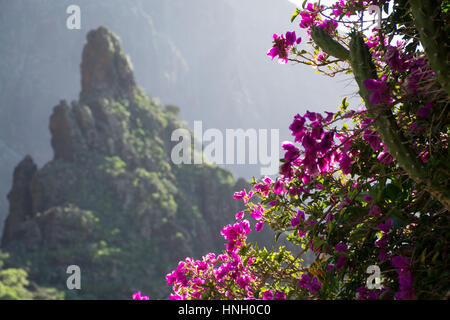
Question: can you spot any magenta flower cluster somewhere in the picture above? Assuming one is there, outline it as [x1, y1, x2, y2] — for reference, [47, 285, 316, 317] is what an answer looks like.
[297, 274, 321, 295]
[376, 218, 393, 261]
[356, 286, 391, 300]
[364, 76, 393, 106]
[392, 256, 415, 300]
[282, 109, 383, 185]
[261, 289, 286, 300]
[156, 0, 443, 302]
[267, 31, 301, 64]
[132, 291, 149, 300]
[164, 220, 266, 300]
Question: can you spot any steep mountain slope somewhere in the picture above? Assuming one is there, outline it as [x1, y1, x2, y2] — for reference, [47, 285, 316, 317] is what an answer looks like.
[1, 27, 250, 299]
[0, 141, 21, 236]
[0, 0, 353, 238]
[0, 0, 189, 237]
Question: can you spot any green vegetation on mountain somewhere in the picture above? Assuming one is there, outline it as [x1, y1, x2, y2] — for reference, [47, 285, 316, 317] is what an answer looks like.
[1, 27, 254, 299]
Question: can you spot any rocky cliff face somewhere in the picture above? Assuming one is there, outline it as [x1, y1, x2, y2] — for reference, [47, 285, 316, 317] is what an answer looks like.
[0, 140, 22, 237]
[1, 27, 250, 299]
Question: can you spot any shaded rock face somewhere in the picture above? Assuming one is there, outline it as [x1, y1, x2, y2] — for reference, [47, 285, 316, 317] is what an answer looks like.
[0, 140, 22, 237]
[1, 27, 248, 299]
[1, 156, 36, 247]
[80, 27, 137, 101]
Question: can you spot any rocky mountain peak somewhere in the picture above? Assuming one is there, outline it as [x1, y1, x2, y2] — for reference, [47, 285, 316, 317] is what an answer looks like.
[1, 155, 36, 247]
[0, 25, 255, 299]
[80, 26, 136, 102]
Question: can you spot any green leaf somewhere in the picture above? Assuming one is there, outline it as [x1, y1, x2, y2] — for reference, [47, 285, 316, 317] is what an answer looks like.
[276, 251, 285, 263]
[384, 183, 402, 200]
[302, 0, 308, 9]
[431, 252, 439, 264]
[291, 9, 300, 23]
[261, 248, 269, 259]
[339, 97, 348, 110]
[349, 228, 367, 243]
[275, 232, 282, 243]
[239, 244, 250, 256]
[389, 213, 408, 228]
[313, 238, 325, 251]
[419, 248, 427, 265]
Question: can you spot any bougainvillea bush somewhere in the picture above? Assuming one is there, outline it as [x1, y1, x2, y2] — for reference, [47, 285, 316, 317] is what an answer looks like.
[145, 0, 449, 300]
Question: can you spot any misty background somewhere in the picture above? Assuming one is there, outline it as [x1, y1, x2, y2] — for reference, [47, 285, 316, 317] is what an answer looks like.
[0, 0, 357, 238]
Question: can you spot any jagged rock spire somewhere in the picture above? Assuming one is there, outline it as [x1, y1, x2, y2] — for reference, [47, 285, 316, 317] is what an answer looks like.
[80, 26, 136, 101]
[47, 27, 142, 163]
[1, 155, 37, 247]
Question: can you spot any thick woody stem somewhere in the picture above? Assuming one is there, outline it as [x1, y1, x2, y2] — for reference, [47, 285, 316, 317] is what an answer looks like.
[409, 0, 450, 95]
[349, 31, 450, 211]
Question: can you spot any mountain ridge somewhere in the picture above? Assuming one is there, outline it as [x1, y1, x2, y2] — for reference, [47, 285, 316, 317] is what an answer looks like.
[1, 26, 252, 299]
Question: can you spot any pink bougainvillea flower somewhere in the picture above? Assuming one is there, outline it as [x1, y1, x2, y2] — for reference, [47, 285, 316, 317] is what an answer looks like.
[384, 46, 408, 72]
[273, 178, 286, 195]
[299, 12, 315, 29]
[280, 161, 293, 178]
[336, 255, 347, 269]
[392, 256, 411, 271]
[363, 129, 381, 152]
[356, 286, 368, 300]
[375, 234, 389, 248]
[338, 152, 353, 174]
[273, 290, 286, 300]
[324, 111, 334, 123]
[298, 274, 312, 292]
[335, 242, 348, 253]
[267, 31, 300, 64]
[255, 221, 264, 232]
[291, 216, 300, 228]
[282, 141, 301, 162]
[132, 291, 150, 300]
[250, 206, 263, 220]
[235, 211, 244, 220]
[291, 210, 305, 228]
[420, 151, 429, 163]
[262, 290, 273, 300]
[417, 102, 433, 118]
[267, 45, 280, 60]
[285, 31, 297, 46]
[369, 204, 382, 217]
[304, 110, 318, 121]
[392, 256, 415, 300]
[325, 213, 335, 224]
[366, 38, 378, 49]
[317, 53, 327, 62]
[233, 190, 246, 200]
[364, 77, 393, 105]
[377, 150, 394, 166]
[377, 218, 394, 233]
[289, 114, 307, 142]
[379, 249, 390, 261]
[267, 34, 288, 64]
[318, 19, 338, 34]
